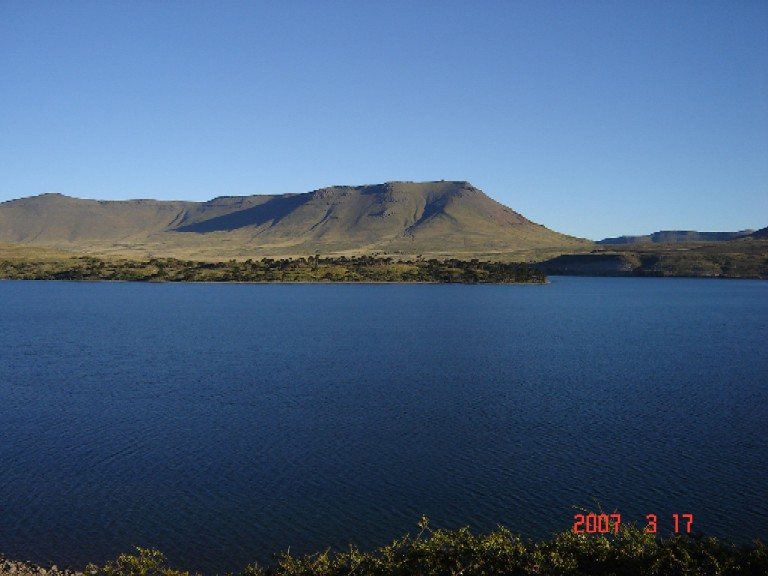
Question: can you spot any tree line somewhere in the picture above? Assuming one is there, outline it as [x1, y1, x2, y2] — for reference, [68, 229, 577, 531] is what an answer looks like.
[0, 255, 546, 283]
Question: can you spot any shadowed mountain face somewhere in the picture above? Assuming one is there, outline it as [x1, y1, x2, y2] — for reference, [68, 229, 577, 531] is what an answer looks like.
[0, 181, 588, 258]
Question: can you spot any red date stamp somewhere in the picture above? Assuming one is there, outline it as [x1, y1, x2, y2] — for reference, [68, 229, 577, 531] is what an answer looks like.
[573, 513, 694, 534]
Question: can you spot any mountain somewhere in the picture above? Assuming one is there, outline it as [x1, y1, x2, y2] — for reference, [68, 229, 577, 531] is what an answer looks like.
[0, 181, 589, 259]
[597, 230, 755, 244]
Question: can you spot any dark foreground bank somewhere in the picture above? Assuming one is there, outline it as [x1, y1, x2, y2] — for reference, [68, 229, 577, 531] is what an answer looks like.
[3, 521, 766, 576]
[534, 240, 768, 279]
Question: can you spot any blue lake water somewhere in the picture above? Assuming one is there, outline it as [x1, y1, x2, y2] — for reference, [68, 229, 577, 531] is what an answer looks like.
[0, 277, 766, 572]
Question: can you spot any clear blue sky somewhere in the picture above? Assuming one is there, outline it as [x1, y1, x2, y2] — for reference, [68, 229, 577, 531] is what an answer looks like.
[2, 1, 766, 239]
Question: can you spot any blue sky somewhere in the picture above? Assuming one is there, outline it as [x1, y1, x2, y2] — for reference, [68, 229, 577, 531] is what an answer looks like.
[1, 1, 766, 240]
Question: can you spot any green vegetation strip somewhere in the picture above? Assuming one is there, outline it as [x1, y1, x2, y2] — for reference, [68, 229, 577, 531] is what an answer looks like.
[76, 519, 767, 576]
[0, 256, 545, 283]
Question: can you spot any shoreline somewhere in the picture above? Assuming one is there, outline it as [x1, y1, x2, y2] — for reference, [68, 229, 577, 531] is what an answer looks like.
[0, 555, 84, 576]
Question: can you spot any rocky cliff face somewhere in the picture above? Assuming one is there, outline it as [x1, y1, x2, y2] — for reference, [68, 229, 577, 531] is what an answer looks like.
[534, 254, 638, 276]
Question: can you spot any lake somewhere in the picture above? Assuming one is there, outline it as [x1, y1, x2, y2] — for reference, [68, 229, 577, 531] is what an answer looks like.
[0, 277, 766, 572]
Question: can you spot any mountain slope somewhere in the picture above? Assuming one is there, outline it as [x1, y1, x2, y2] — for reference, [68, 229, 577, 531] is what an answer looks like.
[0, 181, 589, 258]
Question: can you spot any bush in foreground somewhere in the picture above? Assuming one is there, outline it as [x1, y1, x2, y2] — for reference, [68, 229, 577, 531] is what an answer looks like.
[83, 518, 767, 576]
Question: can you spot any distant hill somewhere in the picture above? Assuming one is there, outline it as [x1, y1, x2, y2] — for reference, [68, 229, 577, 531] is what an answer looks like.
[597, 230, 755, 244]
[0, 181, 589, 259]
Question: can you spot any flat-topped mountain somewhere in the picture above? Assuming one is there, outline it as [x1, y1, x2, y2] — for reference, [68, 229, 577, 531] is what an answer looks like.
[0, 181, 588, 259]
[598, 230, 756, 244]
